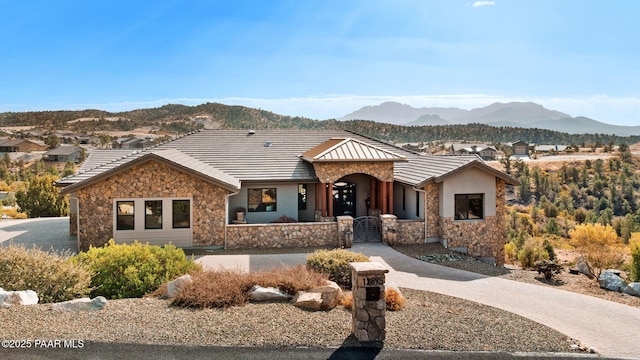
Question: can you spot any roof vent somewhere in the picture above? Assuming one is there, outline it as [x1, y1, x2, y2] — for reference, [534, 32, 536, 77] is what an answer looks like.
[248, 130, 256, 135]
[264, 141, 272, 147]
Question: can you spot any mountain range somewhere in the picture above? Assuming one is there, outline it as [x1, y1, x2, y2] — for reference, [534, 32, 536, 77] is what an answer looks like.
[340, 101, 640, 136]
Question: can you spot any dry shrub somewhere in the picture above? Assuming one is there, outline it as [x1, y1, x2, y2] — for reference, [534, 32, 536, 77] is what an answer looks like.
[306, 248, 369, 288]
[171, 265, 328, 308]
[0, 245, 92, 303]
[341, 292, 353, 310]
[385, 288, 405, 311]
[337, 289, 404, 311]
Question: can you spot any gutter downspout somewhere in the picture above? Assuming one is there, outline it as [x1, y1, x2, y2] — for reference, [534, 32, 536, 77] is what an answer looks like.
[224, 189, 241, 250]
[71, 195, 80, 254]
[412, 185, 427, 243]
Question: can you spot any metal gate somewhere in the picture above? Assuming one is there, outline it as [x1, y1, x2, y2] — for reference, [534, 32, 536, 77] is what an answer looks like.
[353, 216, 381, 242]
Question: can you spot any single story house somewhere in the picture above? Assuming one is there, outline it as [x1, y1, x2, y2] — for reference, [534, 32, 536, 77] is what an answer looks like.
[510, 141, 530, 156]
[57, 130, 519, 264]
[447, 143, 498, 160]
[533, 144, 568, 154]
[44, 146, 84, 162]
[0, 138, 47, 153]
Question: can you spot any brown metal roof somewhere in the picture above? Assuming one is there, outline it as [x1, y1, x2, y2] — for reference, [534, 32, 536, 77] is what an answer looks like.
[301, 138, 406, 162]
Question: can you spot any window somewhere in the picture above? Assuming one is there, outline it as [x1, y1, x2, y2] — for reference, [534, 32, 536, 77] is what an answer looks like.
[116, 201, 135, 230]
[248, 188, 277, 212]
[454, 194, 484, 220]
[298, 184, 307, 210]
[416, 191, 420, 217]
[172, 200, 190, 228]
[145, 200, 163, 229]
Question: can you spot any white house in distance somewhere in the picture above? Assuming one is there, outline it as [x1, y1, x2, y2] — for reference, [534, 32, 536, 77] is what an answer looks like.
[57, 129, 519, 264]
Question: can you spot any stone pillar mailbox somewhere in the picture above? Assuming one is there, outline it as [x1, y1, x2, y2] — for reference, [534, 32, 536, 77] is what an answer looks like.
[349, 262, 389, 342]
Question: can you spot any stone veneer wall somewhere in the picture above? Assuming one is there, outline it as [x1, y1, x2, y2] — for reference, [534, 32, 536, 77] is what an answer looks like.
[396, 220, 425, 244]
[75, 160, 229, 250]
[226, 222, 339, 249]
[438, 178, 506, 265]
[69, 213, 78, 236]
[313, 162, 394, 183]
[424, 183, 440, 238]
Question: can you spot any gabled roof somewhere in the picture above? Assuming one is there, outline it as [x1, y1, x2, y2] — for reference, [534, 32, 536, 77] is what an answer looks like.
[300, 137, 406, 162]
[44, 146, 83, 156]
[59, 148, 239, 194]
[57, 129, 518, 190]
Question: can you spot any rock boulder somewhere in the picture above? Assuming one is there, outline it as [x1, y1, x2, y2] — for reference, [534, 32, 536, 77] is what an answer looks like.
[166, 274, 193, 298]
[623, 282, 640, 297]
[292, 280, 342, 310]
[51, 297, 108, 311]
[292, 292, 324, 310]
[598, 270, 627, 292]
[0, 288, 39, 307]
[249, 285, 292, 301]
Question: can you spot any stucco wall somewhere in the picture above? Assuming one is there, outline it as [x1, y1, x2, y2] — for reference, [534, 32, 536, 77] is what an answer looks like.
[228, 182, 301, 223]
[393, 183, 423, 220]
[440, 167, 496, 217]
[75, 159, 229, 250]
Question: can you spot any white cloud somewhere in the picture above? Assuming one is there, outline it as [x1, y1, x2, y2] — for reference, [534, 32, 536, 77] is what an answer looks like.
[472, 1, 496, 7]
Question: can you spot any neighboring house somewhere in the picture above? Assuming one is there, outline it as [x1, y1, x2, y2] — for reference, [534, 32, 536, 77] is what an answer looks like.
[57, 130, 519, 264]
[0, 139, 47, 152]
[112, 137, 150, 149]
[74, 135, 101, 146]
[510, 141, 530, 156]
[534, 145, 568, 154]
[43, 146, 84, 162]
[447, 143, 498, 160]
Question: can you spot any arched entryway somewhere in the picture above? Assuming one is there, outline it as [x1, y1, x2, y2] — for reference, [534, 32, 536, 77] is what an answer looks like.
[332, 181, 356, 216]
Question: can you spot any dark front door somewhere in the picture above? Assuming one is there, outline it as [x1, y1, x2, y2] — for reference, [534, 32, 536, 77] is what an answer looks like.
[333, 182, 356, 217]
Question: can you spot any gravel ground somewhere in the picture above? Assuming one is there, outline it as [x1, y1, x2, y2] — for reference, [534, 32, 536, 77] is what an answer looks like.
[2, 242, 615, 354]
[0, 289, 579, 353]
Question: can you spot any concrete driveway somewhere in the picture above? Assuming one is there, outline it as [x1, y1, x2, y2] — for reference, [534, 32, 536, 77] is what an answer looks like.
[0, 217, 76, 253]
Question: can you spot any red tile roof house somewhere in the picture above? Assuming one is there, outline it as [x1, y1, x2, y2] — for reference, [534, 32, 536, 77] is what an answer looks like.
[56, 130, 519, 265]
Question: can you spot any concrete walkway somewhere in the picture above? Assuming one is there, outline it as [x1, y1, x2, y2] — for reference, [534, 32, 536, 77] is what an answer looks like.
[197, 243, 640, 359]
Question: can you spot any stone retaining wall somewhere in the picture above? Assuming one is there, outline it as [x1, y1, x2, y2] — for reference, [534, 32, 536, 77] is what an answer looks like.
[226, 222, 339, 249]
[396, 219, 425, 244]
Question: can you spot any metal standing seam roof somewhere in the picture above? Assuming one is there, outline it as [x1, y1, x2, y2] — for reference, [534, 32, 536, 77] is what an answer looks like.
[301, 137, 406, 162]
[57, 129, 518, 189]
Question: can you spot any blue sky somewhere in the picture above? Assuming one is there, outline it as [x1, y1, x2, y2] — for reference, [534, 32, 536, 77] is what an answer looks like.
[1, 0, 639, 126]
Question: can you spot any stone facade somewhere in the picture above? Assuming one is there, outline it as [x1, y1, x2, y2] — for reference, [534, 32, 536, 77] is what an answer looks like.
[337, 216, 354, 248]
[75, 159, 229, 250]
[380, 214, 397, 246]
[350, 262, 389, 342]
[69, 213, 78, 236]
[313, 162, 394, 183]
[424, 183, 440, 239]
[396, 219, 425, 244]
[226, 222, 339, 249]
[436, 178, 506, 265]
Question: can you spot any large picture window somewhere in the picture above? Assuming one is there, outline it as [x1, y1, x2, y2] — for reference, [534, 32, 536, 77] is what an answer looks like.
[172, 200, 191, 228]
[248, 188, 277, 212]
[145, 200, 163, 229]
[116, 201, 135, 230]
[455, 194, 484, 220]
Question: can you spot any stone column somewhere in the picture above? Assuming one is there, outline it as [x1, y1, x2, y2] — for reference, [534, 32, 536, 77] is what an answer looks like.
[380, 214, 397, 246]
[337, 215, 354, 248]
[349, 262, 389, 342]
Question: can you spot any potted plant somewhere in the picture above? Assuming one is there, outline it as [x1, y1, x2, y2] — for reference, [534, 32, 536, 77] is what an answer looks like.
[234, 207, 246, 222]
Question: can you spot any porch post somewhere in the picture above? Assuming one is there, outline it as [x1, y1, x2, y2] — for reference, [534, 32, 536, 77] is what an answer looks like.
[370, 178, 377, 210]
[328, 182, 334, 218]
[381, 181, 388, 214]
[387, 181, 393, 214]
[321, 183, 327, 217]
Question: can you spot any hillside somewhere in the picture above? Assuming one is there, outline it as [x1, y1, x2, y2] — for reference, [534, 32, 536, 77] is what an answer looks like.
[340, 101, 640, 136]
[2, 102, 640, 146]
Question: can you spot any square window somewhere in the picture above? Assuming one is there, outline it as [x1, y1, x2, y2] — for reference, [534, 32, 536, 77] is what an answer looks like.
[454, 194, 484, 220]
[248, 188, 277, 212]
